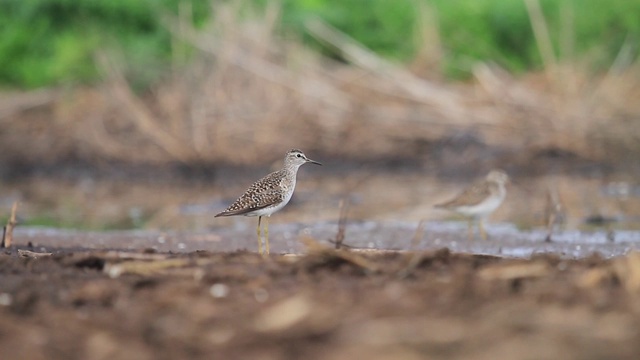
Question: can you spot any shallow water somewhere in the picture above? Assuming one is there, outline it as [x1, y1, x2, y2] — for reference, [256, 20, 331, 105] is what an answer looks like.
[3, 162, 640, 259]
[13, 220, 640, 258]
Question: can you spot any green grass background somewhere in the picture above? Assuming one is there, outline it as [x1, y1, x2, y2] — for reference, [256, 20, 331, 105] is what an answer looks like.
[1, 0, 638, 89]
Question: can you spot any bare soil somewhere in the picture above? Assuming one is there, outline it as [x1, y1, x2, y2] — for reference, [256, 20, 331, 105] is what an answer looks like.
[2, 243, 640, 360]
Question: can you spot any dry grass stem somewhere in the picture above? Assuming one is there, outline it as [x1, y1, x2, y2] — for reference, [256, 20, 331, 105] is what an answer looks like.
[544, 184, 565, 242]
[613, 252, 640, 293]
[0, 90, 57, 121]
[104, 258, 192, 278]
[18, 249, 53, 258]
[333, 199, 350, 249]
[305, 18, 468, 119]
[98, 54, 200, 163]
[299, 235, 380, 273]
[524, 0, 557, 75]
[2, 202, 18, 248]
[3, 2, 636, 166]
[478, 262, 550, 281]
[396, 221, 428, 279]
[97, 251, 177, 261]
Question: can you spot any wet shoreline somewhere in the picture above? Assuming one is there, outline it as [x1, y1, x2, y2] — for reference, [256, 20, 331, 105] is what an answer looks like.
[9, 221, 640, 259]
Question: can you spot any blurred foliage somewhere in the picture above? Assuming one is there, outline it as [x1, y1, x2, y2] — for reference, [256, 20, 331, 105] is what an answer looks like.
[277, 0, 419, 60]
[0, 0, 210, 89]
[1, 0, 640, 88]
[18, 214, 142, 231]
[278, 0, 640, 77]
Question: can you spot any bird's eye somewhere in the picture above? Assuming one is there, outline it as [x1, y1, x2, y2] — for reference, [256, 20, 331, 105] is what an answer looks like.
[296, 154, 302, 158]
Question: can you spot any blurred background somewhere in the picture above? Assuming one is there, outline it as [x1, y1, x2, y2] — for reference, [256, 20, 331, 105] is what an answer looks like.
[0, 0, 639, 232]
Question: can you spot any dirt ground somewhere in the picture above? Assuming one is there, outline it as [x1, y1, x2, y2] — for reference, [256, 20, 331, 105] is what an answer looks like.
[2, 242, 640, 360]
[1, 147, 639, 360]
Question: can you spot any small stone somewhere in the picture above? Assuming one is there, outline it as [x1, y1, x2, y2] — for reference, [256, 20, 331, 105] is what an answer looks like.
[210, 283, 230, 298]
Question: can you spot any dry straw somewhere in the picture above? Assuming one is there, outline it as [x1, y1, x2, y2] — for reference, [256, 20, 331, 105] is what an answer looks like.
[3, 1, 639, 165]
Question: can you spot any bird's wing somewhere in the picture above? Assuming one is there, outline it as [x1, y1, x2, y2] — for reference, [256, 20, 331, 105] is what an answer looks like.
[215, 171, 285, 217]
[435, 180, 495, 208]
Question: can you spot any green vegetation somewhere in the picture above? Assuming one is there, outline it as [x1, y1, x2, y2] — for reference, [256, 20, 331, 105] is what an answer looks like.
[17, 212, 148, 231]
[0, 0, 209, 89]
[1, 0, 639, 88]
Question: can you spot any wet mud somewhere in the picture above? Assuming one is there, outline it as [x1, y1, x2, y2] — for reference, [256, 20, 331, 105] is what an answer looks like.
[1, 157, 640, 359]
[2, 229, 640, 359]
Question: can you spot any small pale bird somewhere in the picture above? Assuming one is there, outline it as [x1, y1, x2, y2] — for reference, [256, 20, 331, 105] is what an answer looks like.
[435, 169, 509, 240]
[215, 149, 321, 255]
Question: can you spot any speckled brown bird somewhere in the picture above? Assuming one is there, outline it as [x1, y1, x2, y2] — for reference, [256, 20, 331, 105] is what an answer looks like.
[435, 169, 509, 240]
[215, 149, 321, 255]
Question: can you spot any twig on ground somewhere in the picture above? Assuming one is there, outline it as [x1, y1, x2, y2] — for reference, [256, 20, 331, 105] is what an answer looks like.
[104, 258, 192, 278]
[326, 239, 358, 249]
[18, 249, 53, 258]
[299, 235, 380, 273]
[478, 262, 550, 281]
[97, 251, 176, 261]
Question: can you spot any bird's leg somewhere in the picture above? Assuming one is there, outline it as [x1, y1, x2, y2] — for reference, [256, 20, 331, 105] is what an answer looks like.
[264, 216, 270, 255]
[467, 219, 474, 241]
[479, 220, 487, 240]
[257, 216, 263, 255]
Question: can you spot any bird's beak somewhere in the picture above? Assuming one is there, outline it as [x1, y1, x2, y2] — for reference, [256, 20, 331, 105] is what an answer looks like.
[306, 158, 322, 166]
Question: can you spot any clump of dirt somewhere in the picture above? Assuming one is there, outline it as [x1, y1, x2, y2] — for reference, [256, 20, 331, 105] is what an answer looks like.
[1, 247, 640, 359]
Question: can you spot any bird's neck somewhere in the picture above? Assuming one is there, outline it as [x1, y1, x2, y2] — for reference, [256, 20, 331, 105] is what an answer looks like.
[284, 164, 302, 174]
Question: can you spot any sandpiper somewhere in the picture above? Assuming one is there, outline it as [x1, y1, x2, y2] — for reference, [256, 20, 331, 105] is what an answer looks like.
[215, 149, 321, 255]
[435, 169, 509, 240]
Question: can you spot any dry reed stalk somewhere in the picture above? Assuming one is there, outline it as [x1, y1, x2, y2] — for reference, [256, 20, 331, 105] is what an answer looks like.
[72, 1, 640, 166]
[0, 90, 58, 121]
[1, 202, 18, 248]
[305, 18, 469, 121]
[472, 55, 640, 161]
[544, 184, 565, 242]
[397, 220, 427, 279]
[98, 53, 200, 163]
[410, 1, 443, 76]
[18, 249, 52, 258]
[559, 2, 575, 63]
[334, 198, 349, 249]
[524, 0, 557, 76]
[163, 4, 332, 162]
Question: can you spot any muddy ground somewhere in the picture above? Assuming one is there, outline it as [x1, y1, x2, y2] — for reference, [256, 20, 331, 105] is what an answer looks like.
[0, 153, 639, 360]
[1, 132, 639, 359]
[2, 238, 640, 360]
[3, 50, 640, 359]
